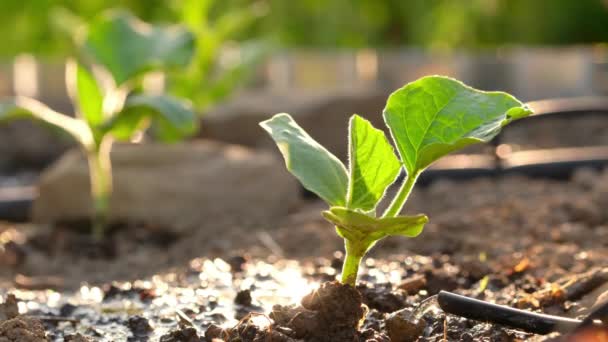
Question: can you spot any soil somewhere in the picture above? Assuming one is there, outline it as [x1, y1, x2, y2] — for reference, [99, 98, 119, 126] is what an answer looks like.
[0, 316, 48, 342]
[1, 167, 608, 340]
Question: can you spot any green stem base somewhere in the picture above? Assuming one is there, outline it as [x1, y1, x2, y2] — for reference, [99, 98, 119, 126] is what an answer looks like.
[340, 239, 366, 286]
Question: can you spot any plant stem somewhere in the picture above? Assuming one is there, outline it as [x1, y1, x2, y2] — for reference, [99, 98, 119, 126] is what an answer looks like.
[87, 137, 113, 240]
[382, 171, 420, 218]
[341, 239, 366, 286]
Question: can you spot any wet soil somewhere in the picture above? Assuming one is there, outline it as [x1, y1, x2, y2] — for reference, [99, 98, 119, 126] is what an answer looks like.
[2, 167, 608, 340]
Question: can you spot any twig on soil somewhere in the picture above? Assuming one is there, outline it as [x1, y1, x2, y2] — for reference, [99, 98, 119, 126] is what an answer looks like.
[175, 309, 197, 329]
[225, 312, 274, 340]
[518, 267, 608, 308]
[442, 316, 447, 341]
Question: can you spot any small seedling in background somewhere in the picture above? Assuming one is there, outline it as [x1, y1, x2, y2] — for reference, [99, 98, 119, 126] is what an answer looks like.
[0, 11, 197, 238]
[170, 0, 269, 110]
[261, 76, 532, 286]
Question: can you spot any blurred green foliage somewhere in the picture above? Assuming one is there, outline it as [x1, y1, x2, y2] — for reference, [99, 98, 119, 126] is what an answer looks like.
[0, 0, 172, 58]
[1, 0, 608, 59]
[169, 0, 268, 110]
[260, 0, 608, 49]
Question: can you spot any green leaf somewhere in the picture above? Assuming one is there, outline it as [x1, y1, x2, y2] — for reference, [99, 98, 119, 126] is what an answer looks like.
[322, 206, 427, 241]
[260, 113, 348, 206]
[104, 95, 196, 142]
[199, 41, 269, 108]
[0, 97, 93, 147]
[83, 10, 195, 85]
[347, 114, 401, 211]
[66, 61, 104, 127]
[383, 76, 533, 175]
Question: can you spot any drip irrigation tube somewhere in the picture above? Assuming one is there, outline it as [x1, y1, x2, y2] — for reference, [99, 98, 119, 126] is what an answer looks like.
[437, 291, 593, 335]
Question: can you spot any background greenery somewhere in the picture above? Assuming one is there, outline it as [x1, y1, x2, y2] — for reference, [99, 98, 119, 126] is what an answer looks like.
[1, 0, 608, 59]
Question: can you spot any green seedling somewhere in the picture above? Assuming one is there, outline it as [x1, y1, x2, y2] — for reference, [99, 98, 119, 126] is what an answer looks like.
[0, 11, 197, 238]
[261, 76, 532, 286]
[170, 0, 268, 110]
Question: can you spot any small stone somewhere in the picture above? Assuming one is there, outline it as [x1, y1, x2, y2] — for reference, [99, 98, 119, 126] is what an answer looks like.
[127, 316, 152, 336]
[234, 290, 252, 306]
[204, 324, 224, 340]
[227, 255, 247, 272]
[359, 328, 390, 342]
[398, 275, 427, 294]
[460, 332, 474, 342]
[385, 308, 426, 342]
[64, 333, 94, 342]
[160, 326, 200, 342]
[59, 303, 77, 317]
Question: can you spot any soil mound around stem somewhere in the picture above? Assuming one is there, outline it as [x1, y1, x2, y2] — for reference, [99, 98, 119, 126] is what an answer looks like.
[299, 281, 365, 337]
[206, 281, 389, 342]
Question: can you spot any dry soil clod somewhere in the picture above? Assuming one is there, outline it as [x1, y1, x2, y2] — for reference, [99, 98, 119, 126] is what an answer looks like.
[0, 316, 47, 342]
[0, 295, 18, 322]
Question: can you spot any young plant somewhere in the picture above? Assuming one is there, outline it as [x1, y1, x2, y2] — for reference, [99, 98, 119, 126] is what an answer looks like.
[260, 76, 533, 286]
[0, 11, 197, 238]
[170, 0, 268, 110]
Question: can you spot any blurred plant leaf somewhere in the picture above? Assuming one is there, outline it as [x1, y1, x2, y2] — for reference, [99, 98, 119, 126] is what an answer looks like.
[104, 94, 196, 142]
[83, 10, 195, 85]
[384, 75, 532, 176]
[347, 114, 401, 212]
[260, 113, 348, 206]
[214, 2, 268, 42]
[66, 60, 104, 128]
[0, 97, 92, 147]
[195, 41, 269, 108]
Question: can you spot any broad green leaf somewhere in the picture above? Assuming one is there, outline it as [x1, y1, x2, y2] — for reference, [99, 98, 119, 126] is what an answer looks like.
[83, 11, 195, 85]
[260, 113, 348, 206]
[322, 206, 427, 240]
[383, 76, 533, 175]
[0, 97, 92, 147]
[347, 114, 401, 211]
[66, 61, 104, 127]
[104, 95, 196, 142]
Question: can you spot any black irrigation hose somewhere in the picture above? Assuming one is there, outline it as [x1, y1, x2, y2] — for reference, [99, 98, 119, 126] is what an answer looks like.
[437, 291, 586, 335]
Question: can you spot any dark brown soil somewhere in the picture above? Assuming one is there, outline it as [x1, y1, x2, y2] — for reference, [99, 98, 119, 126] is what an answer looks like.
[29, 220, 179, 259]
[205, 281, 388, 342]
[2, 168, 608, 340]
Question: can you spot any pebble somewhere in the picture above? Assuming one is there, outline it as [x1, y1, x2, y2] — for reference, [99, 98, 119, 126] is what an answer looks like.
[385, 308, 426, 342]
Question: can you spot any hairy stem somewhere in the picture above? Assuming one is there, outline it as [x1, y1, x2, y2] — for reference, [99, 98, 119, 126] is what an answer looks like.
[87, 137, 114, 240]
[341, 239, 367, 286]
[382, 171, 420, 218]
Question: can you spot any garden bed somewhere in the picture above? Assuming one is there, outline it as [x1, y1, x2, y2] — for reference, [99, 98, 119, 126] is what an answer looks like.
[1, 167, 607, 341]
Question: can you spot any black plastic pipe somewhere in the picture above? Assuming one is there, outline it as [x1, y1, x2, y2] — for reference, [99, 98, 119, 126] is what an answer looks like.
[437, 291, 585, 334]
